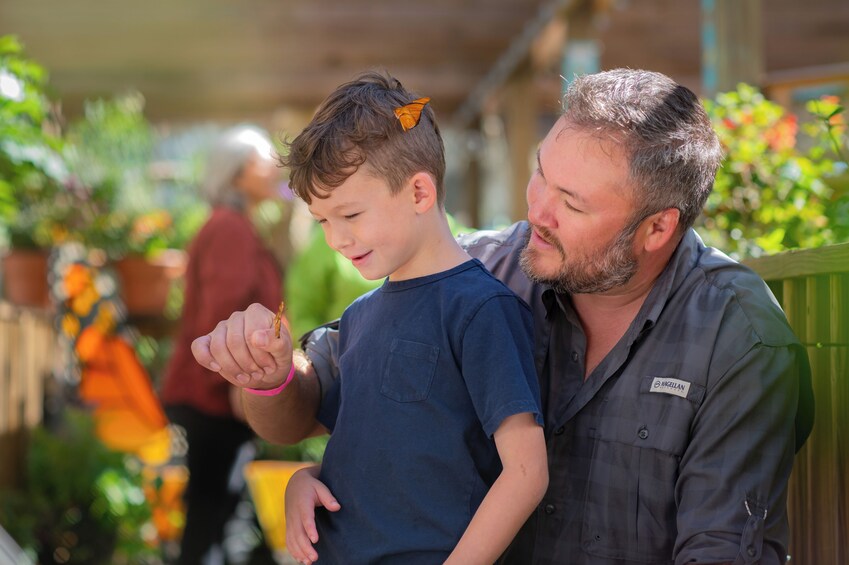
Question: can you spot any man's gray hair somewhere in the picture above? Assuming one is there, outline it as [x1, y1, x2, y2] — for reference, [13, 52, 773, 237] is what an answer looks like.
[201, 125, 274, 209]
[563, 68, 723, 229]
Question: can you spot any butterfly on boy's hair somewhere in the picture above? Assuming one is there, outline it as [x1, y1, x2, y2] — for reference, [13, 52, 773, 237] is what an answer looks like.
[394, 97, 430, 132]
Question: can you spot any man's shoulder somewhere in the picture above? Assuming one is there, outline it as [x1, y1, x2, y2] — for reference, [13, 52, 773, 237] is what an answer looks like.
[457, 222, 529, 261]
[687, 237, 799, 348]
[456, 222, 540, 305]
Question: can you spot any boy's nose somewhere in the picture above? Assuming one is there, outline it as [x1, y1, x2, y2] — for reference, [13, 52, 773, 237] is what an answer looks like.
[327, 227, 352, 252]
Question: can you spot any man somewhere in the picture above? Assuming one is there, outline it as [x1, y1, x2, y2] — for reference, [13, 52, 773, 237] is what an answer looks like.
[193, 69, 814, 564]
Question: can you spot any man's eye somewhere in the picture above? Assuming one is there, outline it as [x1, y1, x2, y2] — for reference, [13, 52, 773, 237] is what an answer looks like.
[564, 201, 582, 213]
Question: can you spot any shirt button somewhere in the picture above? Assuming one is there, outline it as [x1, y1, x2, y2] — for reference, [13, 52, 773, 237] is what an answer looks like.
[638, 427, 649, 440]
[554, 426, 565, 436]
[571, 351, 579, 362]
[544, 503, 556, 515]
[747, 546, 756, 557]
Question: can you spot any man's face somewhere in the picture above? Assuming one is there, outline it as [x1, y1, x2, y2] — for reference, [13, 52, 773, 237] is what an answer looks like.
[520, 119, 641, 295]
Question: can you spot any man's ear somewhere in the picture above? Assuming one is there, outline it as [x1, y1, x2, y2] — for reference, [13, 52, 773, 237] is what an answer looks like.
[409, 172, 438, 214]
[640, 208, 681, 252]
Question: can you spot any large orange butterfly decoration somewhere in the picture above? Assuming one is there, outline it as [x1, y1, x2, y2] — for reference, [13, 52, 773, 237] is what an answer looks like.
[394, 97, 430, 131]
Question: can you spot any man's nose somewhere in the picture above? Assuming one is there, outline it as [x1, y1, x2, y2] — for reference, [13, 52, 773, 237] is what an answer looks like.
[526, 178, 554, 228]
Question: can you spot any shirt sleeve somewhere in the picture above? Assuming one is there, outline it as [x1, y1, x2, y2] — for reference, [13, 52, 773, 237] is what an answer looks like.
[674, 343, 810, 565]
[461, 294, 543, 437]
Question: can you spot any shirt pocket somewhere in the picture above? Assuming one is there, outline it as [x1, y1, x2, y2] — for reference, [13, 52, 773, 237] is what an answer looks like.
[380, 339, 439, 403]
[581, 376, 706, 564]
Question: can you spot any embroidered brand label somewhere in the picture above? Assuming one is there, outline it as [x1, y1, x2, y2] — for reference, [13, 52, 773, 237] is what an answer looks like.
[649, 377, 691, 399]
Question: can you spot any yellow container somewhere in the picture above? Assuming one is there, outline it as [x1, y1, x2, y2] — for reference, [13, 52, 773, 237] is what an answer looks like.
[244, 460, 312, 551]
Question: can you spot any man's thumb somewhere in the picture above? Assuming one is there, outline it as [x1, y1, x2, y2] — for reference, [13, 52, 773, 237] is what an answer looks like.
[251, 329, 274, 349]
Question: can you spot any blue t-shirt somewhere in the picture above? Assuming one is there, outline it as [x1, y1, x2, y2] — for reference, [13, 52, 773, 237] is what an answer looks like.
[314, 259, 543, 564]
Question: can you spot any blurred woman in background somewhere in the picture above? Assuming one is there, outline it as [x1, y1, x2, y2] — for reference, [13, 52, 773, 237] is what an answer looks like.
[161, 125, 284, 565]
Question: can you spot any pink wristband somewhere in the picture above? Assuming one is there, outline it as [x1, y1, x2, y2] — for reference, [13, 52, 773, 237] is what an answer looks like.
[243, 363, 296, 396]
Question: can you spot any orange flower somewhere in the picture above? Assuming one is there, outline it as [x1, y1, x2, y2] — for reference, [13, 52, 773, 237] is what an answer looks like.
[64, 263, 93, 298]
[764, 114, 798, 152]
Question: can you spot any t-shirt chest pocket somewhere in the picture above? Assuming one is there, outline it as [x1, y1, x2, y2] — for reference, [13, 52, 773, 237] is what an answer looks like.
[380, 338, 440, 402]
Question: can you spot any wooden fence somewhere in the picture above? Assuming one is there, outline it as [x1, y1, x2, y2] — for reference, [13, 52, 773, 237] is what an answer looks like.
[0, 301, 55, 489]
[744, 243, 849, 565]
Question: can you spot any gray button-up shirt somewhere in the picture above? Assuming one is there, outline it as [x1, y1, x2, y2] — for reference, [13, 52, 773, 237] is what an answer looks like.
[304, 221, 814, 565]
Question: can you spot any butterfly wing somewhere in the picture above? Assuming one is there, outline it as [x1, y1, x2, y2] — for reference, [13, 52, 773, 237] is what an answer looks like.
[394, 97, 431, 131]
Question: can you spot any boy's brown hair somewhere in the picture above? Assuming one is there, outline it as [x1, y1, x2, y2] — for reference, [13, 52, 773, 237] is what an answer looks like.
[280, 70, 446, 206]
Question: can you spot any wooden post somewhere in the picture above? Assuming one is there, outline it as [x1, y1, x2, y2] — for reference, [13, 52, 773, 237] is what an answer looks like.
[701, 0, 763, 96]
[807, 275, 838, 563]
[830, 273, 848, 565]
[503, 64, 536, 223]
[463, 124, 483, 230]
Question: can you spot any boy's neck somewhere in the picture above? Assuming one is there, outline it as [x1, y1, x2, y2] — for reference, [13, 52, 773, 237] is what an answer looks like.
[388, 213, 470, 281]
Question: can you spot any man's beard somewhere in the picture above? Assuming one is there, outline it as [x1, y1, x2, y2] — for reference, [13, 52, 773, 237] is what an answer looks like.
[519, 221, 640, 295]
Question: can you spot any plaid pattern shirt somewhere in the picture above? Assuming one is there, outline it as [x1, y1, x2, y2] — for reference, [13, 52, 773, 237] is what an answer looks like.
[305, 222, 814, 565]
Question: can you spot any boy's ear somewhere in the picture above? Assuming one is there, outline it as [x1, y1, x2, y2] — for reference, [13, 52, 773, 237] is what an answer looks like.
[409, 172, 438, 214]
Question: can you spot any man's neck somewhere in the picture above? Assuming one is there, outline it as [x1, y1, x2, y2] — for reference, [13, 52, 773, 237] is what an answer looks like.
[572, 240, 677, 378]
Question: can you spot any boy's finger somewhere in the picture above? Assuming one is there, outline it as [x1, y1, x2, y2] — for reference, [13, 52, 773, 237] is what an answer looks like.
[315, 484, 341, 512]
[304, 515, 319, 544]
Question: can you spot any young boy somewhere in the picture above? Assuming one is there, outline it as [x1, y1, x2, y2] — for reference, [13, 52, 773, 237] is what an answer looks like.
[278, 71, 547, 564]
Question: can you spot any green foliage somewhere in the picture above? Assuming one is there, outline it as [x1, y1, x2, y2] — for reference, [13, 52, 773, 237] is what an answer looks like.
[0, 35, 67, 249]
[698, 84, 848, 258]
[1, 35, 208, 257]
[804, 95, 849, 240]
[0, 409, 160, 564]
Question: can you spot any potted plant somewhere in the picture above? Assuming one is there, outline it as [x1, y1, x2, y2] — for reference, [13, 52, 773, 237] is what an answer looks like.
[0, 35, 67, 307]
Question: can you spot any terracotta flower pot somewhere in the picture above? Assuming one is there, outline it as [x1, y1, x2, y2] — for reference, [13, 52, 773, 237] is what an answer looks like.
[1, 249, 51, 308]
[113, 251, 186, 316]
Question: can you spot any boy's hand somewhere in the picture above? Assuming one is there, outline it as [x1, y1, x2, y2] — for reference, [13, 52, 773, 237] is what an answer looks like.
[285, 467, 341, 564]
[191, 303, 294, 390]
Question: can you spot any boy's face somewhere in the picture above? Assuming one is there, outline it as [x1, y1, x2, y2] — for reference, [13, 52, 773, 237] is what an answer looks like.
[307, 166, 425, 281]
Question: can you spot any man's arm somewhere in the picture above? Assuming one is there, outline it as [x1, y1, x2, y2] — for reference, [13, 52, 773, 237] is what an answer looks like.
[240, 350, 327, 444]
[675, 344, 810, 565]
[191, 303, 325, 444]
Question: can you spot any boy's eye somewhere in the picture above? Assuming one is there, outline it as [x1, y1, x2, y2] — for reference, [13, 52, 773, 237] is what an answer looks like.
[315, 218, 327, 225]
[344, 212, 361, 220]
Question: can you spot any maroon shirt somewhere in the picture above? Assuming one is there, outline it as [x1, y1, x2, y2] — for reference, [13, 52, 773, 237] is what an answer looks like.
[161, 207, 282, 418]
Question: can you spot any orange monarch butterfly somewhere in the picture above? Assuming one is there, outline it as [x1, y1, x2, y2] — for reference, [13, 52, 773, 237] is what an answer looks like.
[273, 300, 285, 339]
[394, 97, 430, 131]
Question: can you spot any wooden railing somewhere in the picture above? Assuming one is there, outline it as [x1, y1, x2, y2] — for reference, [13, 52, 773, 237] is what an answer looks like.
[744, 243, 849, 565]
[0, 301, 55, 489]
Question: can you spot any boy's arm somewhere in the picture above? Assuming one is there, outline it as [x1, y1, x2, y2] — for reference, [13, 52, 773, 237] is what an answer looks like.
[445, 412, 548, 565]
[285, 465, 340, 565]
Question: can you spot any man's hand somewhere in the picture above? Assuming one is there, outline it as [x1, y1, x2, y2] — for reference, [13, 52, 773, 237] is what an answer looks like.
[191, 303, 294, 390]
[285, 466, 341, 565]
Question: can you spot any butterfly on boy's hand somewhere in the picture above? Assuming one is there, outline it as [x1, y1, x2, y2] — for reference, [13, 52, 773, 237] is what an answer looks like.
[394, 97, 430, 131]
